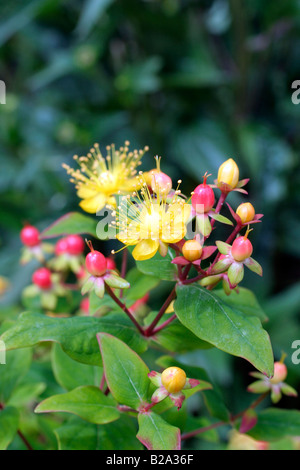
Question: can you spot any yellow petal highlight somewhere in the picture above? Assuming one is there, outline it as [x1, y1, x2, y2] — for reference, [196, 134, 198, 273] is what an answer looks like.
[132, 239, 159, 261]
[79, 193, 107, 213]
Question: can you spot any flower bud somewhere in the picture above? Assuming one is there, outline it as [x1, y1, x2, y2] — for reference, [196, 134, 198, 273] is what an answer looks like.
[217, 158, 239, 189]
[236, 202, 255, 224]
[182, 240, 203, 262]
[161, 367, 186, 394]
[270, 362, 287, 385]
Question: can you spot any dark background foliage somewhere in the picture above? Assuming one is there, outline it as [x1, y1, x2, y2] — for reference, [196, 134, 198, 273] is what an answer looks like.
[0, 0, 300, 429]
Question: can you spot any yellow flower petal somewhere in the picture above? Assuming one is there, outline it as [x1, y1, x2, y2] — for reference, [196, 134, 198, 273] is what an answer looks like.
[132, 239, 159, 261]
[77, 185, 99, 199]
[79, 193, 107, 213]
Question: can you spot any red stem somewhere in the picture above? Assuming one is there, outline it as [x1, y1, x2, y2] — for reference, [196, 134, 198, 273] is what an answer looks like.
[105, 285, 145, 336]
[0, 403, 33, 450]
[181, 392, 268, 441]
[151, 313, 177, 335]
[144, 287, 176, 337]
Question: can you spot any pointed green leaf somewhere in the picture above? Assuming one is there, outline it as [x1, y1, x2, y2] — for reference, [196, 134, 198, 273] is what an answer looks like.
[98, 333, 150, 410]
[209, 212, 233, 225]
[174, 284, 274, 376]
[1, 312, 147, 366]
[215, 288, 268, 322]
[51, 343, 102, 391]
[248, 409, 300, 441]
[137, 412, 181, 450]
[35, 386, 120, 424]
[55, 415, 142, 450]
[40, 212, 97, 239]
[0, 349, 32, 403]
[134, 248, 177, 281]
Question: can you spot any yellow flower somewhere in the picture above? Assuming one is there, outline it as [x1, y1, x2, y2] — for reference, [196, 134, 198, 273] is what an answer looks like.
[113, 175, 190, 261]
[63, 141, 148, 213]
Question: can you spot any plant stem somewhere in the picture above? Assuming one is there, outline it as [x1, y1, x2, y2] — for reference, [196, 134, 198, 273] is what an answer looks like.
[151, 313, 177, 335]
[105, 285, 145, 336]
[144, 287, 176, 337]
[210, 192, 227, 231]
[181, 392, 268, 441]
[0, 403, 33, 450]
[120, 248, 128, 298]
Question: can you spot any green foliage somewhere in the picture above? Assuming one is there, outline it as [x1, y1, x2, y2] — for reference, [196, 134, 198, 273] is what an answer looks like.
[174, 284, 274, 377]
[0, 0, 299, 452]
[1, 312, 147, 365]
[35, 386, 120, 424]
[137, 412, 180, 450]
[98, 333, 149, 410]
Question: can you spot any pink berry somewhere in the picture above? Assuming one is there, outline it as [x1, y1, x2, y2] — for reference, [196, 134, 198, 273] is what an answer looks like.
[32, 267, 52, 290]
[270, 362, 287, 384]
[85, 250, 107, 276]
[66, 235, 85, 255]
[231, 236, 253, 262]
[55, 237, 69, 255]
[106, 257, 116, 270]
[191, 175, 215, 214]
[20, 225, 40, 247]
[151, 171, 172, 194]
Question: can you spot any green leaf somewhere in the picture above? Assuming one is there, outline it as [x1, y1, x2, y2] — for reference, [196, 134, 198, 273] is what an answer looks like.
[35, 385, 120, 424]
[214, 288, 268, 322]
[51, 343, 102, 391]
[0, 406, 19, 450]
[134, 248, 177, 281]
[248, 409, 300, 441]
[55, 415, 142, 450]
[137, 412, 181, 450]
[0, 349, 32, 403]
[174, 284, 274, 377]
[7, 382, 46, 408]
[98, 333, 149, 410]
[1, 312, 147, 366]
[40, 212, 98, 239]
[124, 268, 160, 302]
[209, 212, 233, 225]
[156, 356, 229, 422]
[149, 314, 212, 352]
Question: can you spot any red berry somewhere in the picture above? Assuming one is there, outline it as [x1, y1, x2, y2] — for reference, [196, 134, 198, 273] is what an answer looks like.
[151, 171, 172, 194]
[55, 237, 69, 255]
[231, 236, 253, 262]
[106, 257, 116, 270]
[191, 175, 215, 214]
[85, 250, 107, 276]
[80, 297, 90, 314]
[32, 267, 52, 290]
[20, 225, 40, 247]
[66, 235, 85, 255]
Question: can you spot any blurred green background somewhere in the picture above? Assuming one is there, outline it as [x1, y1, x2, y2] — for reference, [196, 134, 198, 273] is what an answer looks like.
[0, 0, 300, 415]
